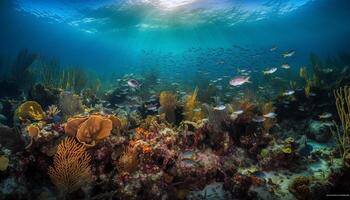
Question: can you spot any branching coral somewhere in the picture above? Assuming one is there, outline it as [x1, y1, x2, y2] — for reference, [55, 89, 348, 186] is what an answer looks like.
[333, 86, 350, 166]
[159, 91, 177, 123]
[46, 105, 61, 117]
[48, 137, 92, 196]
[15, 101, 45, 121]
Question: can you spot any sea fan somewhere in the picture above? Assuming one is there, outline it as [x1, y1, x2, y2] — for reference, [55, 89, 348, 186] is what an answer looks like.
[48, 137, 92, 197]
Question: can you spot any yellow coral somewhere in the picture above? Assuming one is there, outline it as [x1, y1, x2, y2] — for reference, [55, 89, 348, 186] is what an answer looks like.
[0, 155, 9, 171]
[159, 91, 177, 123]
[15, 101, 45, 121]
[281, 146, 292, 154]
[48, 137, 92, 195]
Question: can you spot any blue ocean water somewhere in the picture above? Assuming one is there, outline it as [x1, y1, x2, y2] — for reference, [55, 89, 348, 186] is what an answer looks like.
[1, 0, 349, 84]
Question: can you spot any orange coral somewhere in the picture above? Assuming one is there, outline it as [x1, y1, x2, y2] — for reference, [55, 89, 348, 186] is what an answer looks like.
[109, 115, 122, 131]
[142, 145, 152, 154]
[27, 124, 40, 139]
[48, 137, 92, 196]
[135, 127, 149, 139]
[64, 115, 113, 146]
[77, 115, 113, 146]
[64, 116, 88, 137]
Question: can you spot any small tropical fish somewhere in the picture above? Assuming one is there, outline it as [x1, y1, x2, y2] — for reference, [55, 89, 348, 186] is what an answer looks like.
[229, 76, 251, 86]
[127, 79, 141, 88]
[309, 92, 317, 97]
[214, 105, 226, 111]
[281, 64, 290, 69]
[283, 90, 295, 96]
[322, 122, 334, 127]
[146, 104, 158, 111]
[193, 108, 202, 112]
[270, 46, 277, 51]
[283, 50, 295, 58]
[233, 110, 244, 115]
[322, 68, 333, 73]
[319, 112, 332, 119]
[230, 113, 238, 120]
[263, 67, 277, 75]
[263, 112, 277, 118]
[252, 116, 265, 123]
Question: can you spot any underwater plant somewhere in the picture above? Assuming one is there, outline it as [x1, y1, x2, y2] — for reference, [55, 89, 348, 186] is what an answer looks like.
[159, 91, 177, 124]
[34, 57, 62, 88]
[299, 67, 315, 98]
[184, 87, 204, 122]
[333, 86, 350, 166]
[48, 137, 92, 198]
[60, 67, 87, 93]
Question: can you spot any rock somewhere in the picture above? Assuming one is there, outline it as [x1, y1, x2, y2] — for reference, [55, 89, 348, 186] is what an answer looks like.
[307, 120, 332, 143]
[0, 125, 25, 152]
